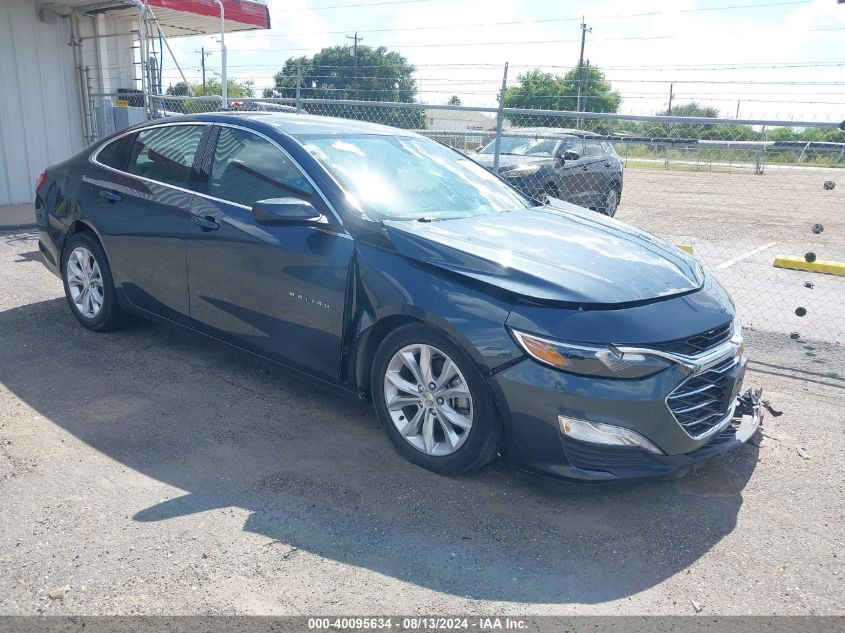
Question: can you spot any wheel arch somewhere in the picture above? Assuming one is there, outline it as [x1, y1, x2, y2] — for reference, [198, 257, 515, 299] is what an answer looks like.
[60, 220, 103, 273]
[352, 306, 517, 399]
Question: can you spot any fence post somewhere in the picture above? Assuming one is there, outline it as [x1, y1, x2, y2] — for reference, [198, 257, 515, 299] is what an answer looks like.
[492, 62, 509, 174]
[295, 61, 302, 113]
[756, 125, 767, 175]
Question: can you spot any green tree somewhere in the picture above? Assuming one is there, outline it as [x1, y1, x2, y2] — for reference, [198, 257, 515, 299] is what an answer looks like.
[447, 95, 462, 106]
[658, 102, 720, 118]
[164, 78, 255, 113]
[503, 66, 621, 127]
[263, 45, 423, 128]
[166, 78, 255, 98]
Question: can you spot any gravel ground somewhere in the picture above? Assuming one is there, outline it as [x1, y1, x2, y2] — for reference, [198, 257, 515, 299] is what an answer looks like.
[0, 219, 843, 616]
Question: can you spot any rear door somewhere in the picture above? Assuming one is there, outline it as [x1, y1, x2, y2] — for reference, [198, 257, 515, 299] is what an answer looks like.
[86, 123, 210, 322]
[185, 124, 354, 380]
[581, 137, 609, 206]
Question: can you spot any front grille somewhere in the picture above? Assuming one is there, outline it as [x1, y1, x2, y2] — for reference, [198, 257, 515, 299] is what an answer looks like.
[667, 356, 740, 437]
[647, 322, 732, 356]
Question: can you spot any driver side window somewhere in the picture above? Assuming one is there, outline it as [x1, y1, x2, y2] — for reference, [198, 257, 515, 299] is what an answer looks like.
[210, 126, 314, 208]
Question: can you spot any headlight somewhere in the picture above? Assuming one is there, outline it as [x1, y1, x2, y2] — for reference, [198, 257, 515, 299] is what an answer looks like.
[510, 329, 672, 379]
[559, 416, 663, 454]
[501, 164, 541, 178]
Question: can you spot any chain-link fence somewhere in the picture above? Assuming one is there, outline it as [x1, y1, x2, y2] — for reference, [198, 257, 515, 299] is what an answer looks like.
[107, 93, 845, 347]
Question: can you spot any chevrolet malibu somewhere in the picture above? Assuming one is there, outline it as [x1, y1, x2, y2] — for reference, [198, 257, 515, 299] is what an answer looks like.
[35, 113, 761, 484]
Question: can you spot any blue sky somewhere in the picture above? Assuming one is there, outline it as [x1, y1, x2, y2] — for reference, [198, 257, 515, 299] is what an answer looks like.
[165, 0, 845, 120]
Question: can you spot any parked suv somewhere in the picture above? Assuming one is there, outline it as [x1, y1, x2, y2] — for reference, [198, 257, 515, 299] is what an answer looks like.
[474, 128, 623, 216]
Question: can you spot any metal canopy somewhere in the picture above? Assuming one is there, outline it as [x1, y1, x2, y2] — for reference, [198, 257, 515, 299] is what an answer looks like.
[53, 0, 270, 37]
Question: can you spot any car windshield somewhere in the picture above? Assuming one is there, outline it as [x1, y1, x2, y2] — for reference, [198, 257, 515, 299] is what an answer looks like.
[298, 134, 535, 221]
[478, 136, 559, 157]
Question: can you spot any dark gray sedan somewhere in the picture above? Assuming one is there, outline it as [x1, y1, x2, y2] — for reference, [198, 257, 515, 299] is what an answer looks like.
[34, 112, 759, 485]
[474, 128, 624, 216]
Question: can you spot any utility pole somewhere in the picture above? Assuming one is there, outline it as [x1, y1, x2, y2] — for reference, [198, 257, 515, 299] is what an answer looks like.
[196, 47, 212, 92]
[575, 17, 591, 126]
[346, 32, 363, 94]
[736, 100, 741, 119]
[667, 82, 674, 115]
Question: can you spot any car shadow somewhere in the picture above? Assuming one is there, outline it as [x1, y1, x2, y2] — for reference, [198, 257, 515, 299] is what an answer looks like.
[0, 298, 761, 604]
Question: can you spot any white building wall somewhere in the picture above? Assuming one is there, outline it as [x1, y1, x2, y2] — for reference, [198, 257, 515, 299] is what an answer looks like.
[0, 0, 85, 204]
[0, 1, 138, 205]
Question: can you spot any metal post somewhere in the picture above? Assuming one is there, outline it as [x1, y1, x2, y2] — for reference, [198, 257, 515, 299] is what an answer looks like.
[667, 82, 674, 115]
[492, 62, 509, 174]
[201, 47, 206, 91]
[213, 0, 227, 109]
[132, 0, 149, 118]
[146, 11, 193, 96]
[84, 66, 96, 142]
[296, 61, 302, 113]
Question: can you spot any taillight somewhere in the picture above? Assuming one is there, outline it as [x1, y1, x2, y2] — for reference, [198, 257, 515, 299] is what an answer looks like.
[35, 171, 48, 192]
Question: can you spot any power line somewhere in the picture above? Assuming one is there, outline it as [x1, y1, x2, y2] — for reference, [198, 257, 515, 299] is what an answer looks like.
[231, 0, 812, 39]
[275, 0, 431, 14]
[225, 26, 845, 52]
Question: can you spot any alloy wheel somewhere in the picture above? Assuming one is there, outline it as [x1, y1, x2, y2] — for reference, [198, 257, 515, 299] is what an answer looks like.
[604, 188, 619, 216]
[383, 343, 473, 456]
[66, 246, 104, 319]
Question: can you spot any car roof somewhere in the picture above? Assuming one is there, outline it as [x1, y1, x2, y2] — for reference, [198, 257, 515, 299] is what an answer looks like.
[146, 111, 422, 138]
[504, 127, 601, 138]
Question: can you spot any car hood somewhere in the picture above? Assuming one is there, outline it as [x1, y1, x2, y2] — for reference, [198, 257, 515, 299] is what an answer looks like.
[473, 153, 551, 173]
[381, 203, 703, 307]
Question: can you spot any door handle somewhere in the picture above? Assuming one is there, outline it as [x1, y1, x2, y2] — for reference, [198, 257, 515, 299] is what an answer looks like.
[192, 215, 220, 231]
[99, 190, 122, 203]
[581, 166, 589, 171]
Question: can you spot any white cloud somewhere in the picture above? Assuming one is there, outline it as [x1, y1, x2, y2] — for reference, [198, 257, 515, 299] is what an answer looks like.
[158, 0, 845, 119]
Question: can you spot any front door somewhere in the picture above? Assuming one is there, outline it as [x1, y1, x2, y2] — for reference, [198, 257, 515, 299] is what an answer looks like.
[186, 125, 354, 381]
[554, 137, 589, 205]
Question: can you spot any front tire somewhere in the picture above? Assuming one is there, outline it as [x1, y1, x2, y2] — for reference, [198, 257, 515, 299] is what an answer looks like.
[62, 231, 126, 332]
[371, 323, 502, 476]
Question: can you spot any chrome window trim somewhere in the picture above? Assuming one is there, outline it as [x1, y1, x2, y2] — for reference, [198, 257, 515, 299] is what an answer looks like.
[88, 120, 342, 224]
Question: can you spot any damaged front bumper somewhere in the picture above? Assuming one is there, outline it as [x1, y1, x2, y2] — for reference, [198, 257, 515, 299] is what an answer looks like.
[557, 388, 765, 482]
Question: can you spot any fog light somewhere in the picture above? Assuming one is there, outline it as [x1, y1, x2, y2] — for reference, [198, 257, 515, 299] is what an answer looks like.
[558, 416, 664, 455]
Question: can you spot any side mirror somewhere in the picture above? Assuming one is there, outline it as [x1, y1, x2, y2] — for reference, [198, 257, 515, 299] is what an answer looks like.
[252, 197, 322, 226]
[562, 151, 580, 162]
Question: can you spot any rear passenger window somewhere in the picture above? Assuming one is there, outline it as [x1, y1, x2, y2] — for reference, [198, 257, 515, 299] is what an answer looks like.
[97, 133, 136, 171]
[583, 139, 604, 157]
[127, 125, 205, 188]
[210, 126, 314, 207]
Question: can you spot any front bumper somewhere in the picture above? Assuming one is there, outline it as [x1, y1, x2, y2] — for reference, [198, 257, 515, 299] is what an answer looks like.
[558, 390, 762, 481]
[488, 353, 762, 483]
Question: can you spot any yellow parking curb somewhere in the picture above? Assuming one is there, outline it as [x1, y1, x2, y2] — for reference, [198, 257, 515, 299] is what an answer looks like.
[677, 245, 693, 254]
[773, 256, 845, 276]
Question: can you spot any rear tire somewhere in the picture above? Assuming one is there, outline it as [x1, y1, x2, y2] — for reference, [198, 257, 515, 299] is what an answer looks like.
[602, 185, 620, 217]
[62, 231, 127, 332]
[371, 323, 502, 476]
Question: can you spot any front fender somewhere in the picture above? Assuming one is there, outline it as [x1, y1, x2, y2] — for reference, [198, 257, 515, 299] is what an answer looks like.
[353, 242, 524, 377]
